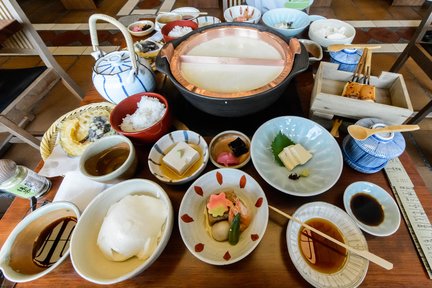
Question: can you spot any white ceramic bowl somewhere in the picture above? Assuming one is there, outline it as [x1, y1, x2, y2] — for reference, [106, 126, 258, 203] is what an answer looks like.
[287, 202, 369, 288]
[343, 181, 401, 236]
[209, 130, 251, 169]
[262, 8, 324, 38]
[171, 7, 200, 20]
[0, 202, 80, 283]
[155, 12, 182, 30]
[70, 179, 173, 285]
[127, 20, 154, 37]
[308, 18, 356, 48]
[193, 16, 221, 27]
[178, 168, 268, 265]
[148, 130, 209, 185]
[223, 5, 261, 24]
[79, 135, 137, 184]
[250, 116, 343, 197]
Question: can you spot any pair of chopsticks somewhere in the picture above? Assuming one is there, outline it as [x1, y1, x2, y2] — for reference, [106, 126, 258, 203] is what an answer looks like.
[351, 48, 371, 83]
[269, 205, 393, 270]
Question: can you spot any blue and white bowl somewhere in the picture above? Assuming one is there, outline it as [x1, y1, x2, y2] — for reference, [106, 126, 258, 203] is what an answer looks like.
[223, 5, 261, 24]
[342, 118, 406, 174]
[193, 16, 221, 27]
[262, 8, 324, 38]
[148, 130, 209, 185]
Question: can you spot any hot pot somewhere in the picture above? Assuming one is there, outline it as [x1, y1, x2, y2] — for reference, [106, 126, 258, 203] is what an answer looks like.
[156, 22, 309, 117]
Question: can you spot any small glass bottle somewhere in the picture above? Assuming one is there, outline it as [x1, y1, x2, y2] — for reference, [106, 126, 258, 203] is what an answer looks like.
[0, 159, 51, 199]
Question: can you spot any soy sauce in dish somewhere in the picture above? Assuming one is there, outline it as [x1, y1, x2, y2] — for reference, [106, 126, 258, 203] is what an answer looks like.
[84, 142, 129, 176]
[350, 193, 384, 226]
[298, 218, 347, 274]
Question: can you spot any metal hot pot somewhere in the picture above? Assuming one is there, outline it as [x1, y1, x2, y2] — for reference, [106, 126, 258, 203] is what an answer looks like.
[156, 22, 309, 117]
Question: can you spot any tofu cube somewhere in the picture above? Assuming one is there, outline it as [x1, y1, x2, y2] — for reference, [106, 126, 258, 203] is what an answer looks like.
[278, 144, 312, 171]
[162, 141, 200, 175]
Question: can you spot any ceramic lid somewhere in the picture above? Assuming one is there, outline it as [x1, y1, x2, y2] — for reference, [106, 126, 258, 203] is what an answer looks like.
[0, 159, 17, 183]
[94, 51, 133, 75]
[351, 118, 405, 159]
[329, 48, 362, 65]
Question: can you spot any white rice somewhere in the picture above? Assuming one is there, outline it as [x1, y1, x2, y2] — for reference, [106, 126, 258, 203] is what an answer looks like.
[120, 96, 166, 132]
[168, 25, 193, 38]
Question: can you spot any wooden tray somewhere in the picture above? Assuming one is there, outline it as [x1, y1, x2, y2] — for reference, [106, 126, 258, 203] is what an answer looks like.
[310, 62, 413, 124]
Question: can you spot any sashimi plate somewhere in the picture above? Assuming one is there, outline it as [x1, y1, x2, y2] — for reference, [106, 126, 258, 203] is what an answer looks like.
[251, 116, 343, 197]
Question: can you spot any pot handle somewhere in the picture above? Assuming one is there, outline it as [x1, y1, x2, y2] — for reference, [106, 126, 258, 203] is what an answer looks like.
[88, 14, 138, 74]
[156, 43, 175, 75]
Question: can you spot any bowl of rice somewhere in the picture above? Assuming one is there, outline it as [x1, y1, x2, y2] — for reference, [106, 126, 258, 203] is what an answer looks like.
[161, 20, 198, 42]
[110, 92, 171, 143]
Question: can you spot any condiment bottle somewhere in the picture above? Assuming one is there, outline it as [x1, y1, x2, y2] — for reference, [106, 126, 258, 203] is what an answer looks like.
[0, 159, 51, 199]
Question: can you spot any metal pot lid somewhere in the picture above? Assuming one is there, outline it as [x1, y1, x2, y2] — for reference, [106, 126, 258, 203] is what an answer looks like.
[94, 50, 133, 75]
[161, 25, 301, 99]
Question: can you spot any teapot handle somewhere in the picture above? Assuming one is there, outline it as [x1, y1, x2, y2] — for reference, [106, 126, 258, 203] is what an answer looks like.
[88, 14, 138, 74]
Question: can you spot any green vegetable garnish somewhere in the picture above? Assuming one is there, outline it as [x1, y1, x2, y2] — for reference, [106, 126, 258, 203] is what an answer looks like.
[271, 131, 295, 166]
[228, 213, 241, 245]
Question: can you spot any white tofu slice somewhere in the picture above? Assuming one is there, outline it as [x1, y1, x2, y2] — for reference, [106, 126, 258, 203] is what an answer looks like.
[278, 144, 312, 171]
[162, 141, 200, 175]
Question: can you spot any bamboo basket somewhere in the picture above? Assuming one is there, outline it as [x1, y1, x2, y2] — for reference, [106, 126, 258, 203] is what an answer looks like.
[40, 102, 115, 160]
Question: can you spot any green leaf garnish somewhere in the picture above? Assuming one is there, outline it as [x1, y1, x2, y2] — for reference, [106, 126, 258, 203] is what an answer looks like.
[271, 131, 295, 166]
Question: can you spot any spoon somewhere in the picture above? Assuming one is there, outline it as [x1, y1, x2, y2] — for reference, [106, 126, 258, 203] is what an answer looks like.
[348, 124, 420, 140]
[269, 205, 393, 270]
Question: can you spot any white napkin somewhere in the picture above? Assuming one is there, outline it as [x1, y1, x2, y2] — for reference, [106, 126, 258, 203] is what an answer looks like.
[53, 171, 109, 212]
[39, 144, 80, 177]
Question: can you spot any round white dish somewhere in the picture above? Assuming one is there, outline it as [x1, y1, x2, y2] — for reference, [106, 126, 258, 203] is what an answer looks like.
[70, 179, 173, 285]
[343, 181, 401, 236]
[171, 7, 200, 20]
[250, 116, 343, 197]
[178, 168, 268, 265]
[0, 202, 80, 283]
[148, 130, 209, 185]
[287, 202, 369, 288]
[209, 130, 251, 169]
[127, 20, 155, 37]
[223, 5, 261, 24]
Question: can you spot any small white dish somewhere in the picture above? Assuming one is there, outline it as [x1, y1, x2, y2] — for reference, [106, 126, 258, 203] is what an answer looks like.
[209, 130, 251, 169]
[155, 12, 182, 30]
[127, 20, 155, 37]
[193, 15, 221, 27]
[251, 116, 343, 197]
[70, 179, 173, 285]
[148, 130, 209, 185]
[171, 7, 200, 20]
[0, 202, 80, 283]
[343, 181, 401, 237]
[287, 202, 369, 288]
[178, 168, 268, 265]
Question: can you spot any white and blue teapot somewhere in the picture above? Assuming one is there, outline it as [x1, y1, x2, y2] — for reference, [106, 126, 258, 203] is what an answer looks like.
[89, 14, 156, 104]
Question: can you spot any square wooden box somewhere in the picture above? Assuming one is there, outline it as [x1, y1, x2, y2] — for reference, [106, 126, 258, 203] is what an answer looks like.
[310, 62, 414, 125]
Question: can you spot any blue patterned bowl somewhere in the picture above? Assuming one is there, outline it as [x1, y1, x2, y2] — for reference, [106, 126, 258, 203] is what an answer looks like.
[262, 8, 324, 38]
[148, 130, 209, 185]
[329, 48, 363, 72]
[342, 118, 406, 174]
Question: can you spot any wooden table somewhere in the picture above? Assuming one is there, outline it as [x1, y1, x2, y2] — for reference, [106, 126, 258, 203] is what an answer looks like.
[1, 80, 432, 287]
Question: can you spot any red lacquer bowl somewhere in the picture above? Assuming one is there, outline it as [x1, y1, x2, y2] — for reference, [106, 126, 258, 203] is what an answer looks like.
[110, 92, 171, 144]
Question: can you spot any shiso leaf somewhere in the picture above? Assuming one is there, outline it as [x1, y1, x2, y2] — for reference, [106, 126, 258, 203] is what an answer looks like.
[271, 131, 295, 166]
